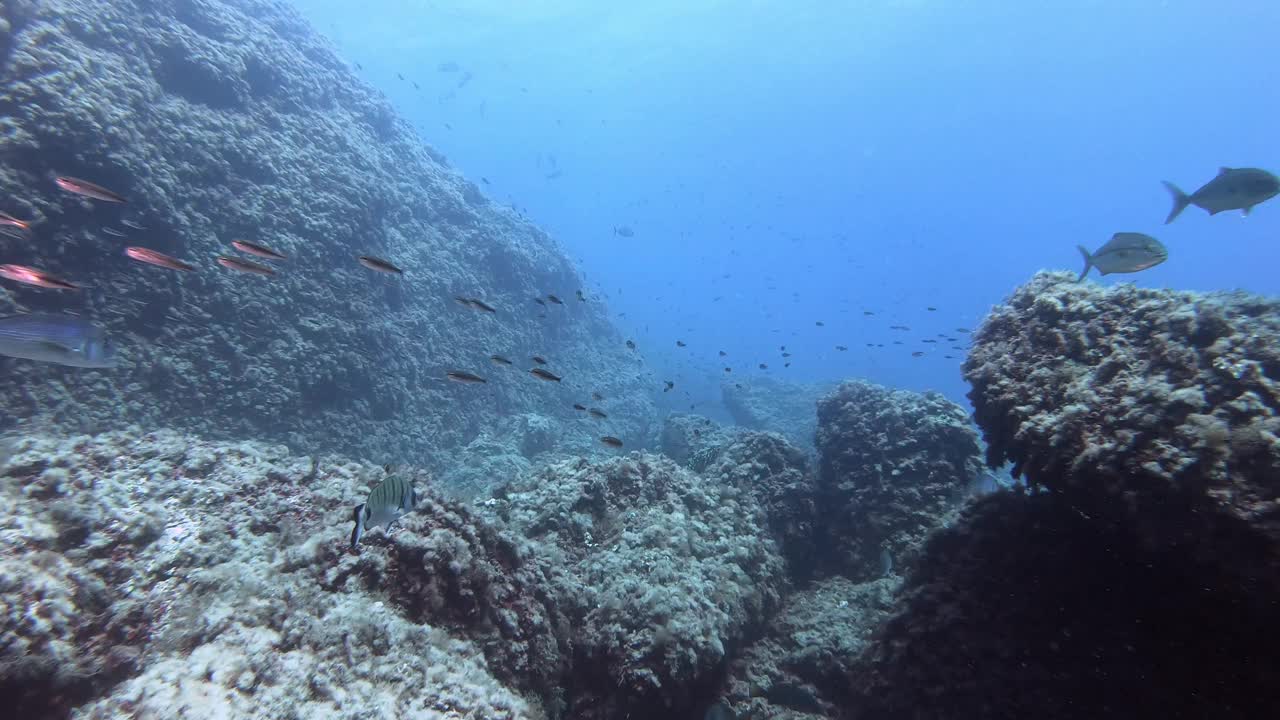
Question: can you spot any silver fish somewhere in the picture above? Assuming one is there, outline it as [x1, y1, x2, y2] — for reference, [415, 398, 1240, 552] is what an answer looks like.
[0, 313, 117, 368]
[1163, 167, 1280, 223]
[1076, 232, 1167, 280]
[350, 473, 416, 547]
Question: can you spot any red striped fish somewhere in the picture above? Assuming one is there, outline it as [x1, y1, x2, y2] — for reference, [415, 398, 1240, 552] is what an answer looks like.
[125, 247, 194, 272]
[55, 176, 126, 203]
[0, 211, 30, 233]
[217, 256, 275, 277]
[0, 264, 79, 290]
[231, 239, 286, 261]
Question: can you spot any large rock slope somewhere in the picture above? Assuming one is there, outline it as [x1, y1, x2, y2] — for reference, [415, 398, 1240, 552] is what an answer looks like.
[0, 0, 656, 463]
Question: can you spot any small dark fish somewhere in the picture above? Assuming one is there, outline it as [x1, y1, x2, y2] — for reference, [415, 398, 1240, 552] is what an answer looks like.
[718, 350, 727, 357]
[1163, 167, 1280, 223]
[490, 355, 513, 365]
[663, 380, 674, 392]
[533, 297, 547, 306]
[944, 355, 954, 359]
[0, 264, 78, 290]
[446, 370, 486, 384]
[532, 356, 548, 365]
[547, 294, 563, 305]
[1077, 232, 1168, 281]
[101, 227, 126, 238]
[232, 239, 287, 261]
[588, 408, 607, 419]
[923, 339, 937, 344]
[912, 351, 925, 357]
[358, 255, 402, 274]
[956, 327, 971, 333]
[573, 403, 587, 411]
[396, 72, 404, 80]
[121, 219, 146, 230]
[600, 436, 624, 448]
[782, 352, 792, 357]
[575, 289, 585, 302]
[780, 345, 786, 351]
[530, 368, 561, 382]
[724, 367, 731, 373]
[927, 306, 937, 311]
[676, 340, 686, 347]
[412, 82, 419, 90]
[815, 321, 824, 326]
[890, 325, 910, 331]
[217, 256, 275, 276]
[613, 225, 635, 237]
[625, 340, 636, 350]
[862, 310, 874, 316]
[125, 247, 194, 272]
[758, 363, 767, 370]
[55, 176, 126, 203]
[481, 177, 490, 185]
[835, 345, 848, 351]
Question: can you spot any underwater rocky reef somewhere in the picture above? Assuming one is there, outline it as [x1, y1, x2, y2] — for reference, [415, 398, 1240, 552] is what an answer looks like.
[3, 1, 1279, 719]
[0, 0, 657, 469]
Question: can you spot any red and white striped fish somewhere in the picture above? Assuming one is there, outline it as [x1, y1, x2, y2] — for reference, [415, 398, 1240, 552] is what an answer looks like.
[0, 264, 79, 290]
[217, 256, 275, 277]
[55, 176, 127, 203]
[125, 246, 195, 272]
[230, 239, 286, 261]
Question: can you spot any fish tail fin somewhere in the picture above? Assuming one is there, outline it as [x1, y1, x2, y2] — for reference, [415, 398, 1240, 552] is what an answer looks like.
[350, 504, 366, 548]
[1162, 181, 1191, 224]
[1076, 245, 1093, 282]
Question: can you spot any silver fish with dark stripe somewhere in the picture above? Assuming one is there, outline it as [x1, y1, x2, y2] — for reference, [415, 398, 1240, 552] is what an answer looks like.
[0, 313, 117, 368]
[350, 473, 416, 547]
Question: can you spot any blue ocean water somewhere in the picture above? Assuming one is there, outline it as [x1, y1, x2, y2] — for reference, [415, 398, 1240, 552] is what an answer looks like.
[292, 0, 1280, 409]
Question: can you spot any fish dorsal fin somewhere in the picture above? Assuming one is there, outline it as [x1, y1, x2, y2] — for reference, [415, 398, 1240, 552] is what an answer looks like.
[1219, 166, 1233, 175]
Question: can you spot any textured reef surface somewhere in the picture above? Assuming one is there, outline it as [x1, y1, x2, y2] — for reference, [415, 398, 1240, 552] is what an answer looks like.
[0, 374, 978, 719]
[0, 0, 657, 467]
[721, 377, 834, 450]
[839, 272, 1280, 718]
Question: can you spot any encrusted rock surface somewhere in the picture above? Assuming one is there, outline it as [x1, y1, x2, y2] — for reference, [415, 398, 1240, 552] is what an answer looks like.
[814, 380, 983, 579]
[480, 446, 797, 719]
[964, 271, 1280, 569]
[0, 429, 536, 719]
[0, 0, 656, 465]
[841, 492, 1280, 719]
[722, 377, 834, 450]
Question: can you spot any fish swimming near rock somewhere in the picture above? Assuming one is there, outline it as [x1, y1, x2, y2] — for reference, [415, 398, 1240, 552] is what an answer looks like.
[1076, 232, 1167, 281]
[0, 313, 117, 368]
[457, 297, 497, 313]
[490, 355, 513, 365]
[600, 436, 624, 448]
[547, 294, 564, 305]
[532, 355, 548, 365]
[350, 473, 416, 548]
[358, 255, 402, 275]
[573, 403, 587, 411]
[446, 370, 486, 384]
[232, 239, 287, 261]
[0, 264, 78, 290]
[1163, 167, 1280, 223]
[55, 176, 126, 203]
[125, 247, 194, 272]
[588, 408, 607, 419]
[218, 256, 275, 277]
[530, 368, 561, 382]
[625, 340, 636, 350]
[101, 227, 126, 238]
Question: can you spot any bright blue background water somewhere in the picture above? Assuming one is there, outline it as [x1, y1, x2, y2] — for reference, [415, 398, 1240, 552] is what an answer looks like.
[291, 0, 1280, 409]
